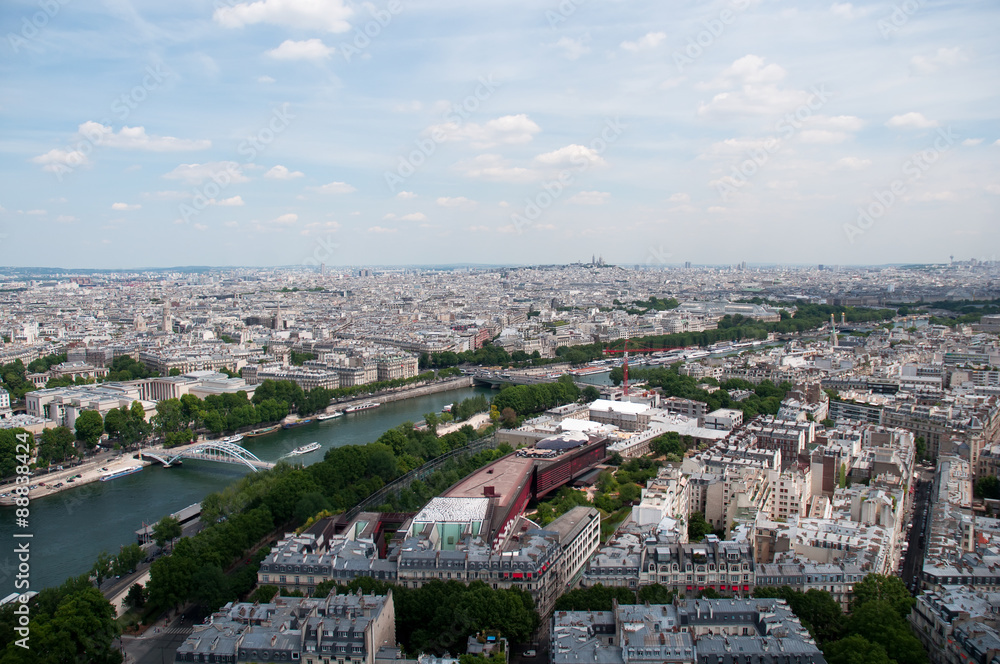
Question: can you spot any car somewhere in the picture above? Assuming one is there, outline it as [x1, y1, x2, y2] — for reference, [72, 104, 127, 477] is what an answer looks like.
[523, 651, 537, 658]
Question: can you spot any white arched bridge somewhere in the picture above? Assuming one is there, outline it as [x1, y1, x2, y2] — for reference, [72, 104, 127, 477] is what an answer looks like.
[142, 441, 275, 472]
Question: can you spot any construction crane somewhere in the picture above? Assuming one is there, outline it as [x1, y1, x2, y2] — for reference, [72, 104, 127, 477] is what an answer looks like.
[602, 343, 685, 399]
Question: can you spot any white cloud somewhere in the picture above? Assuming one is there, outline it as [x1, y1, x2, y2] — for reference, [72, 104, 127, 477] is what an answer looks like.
[214, 196, 245, 206]
[214, 0, 352, 33]
[163, 161, 249, 185]
[316, 181, 356, 194]
[396, 191, 417, 199]
[830, 3, 872, 19]
[384, 212, 427, 222]
[454, 154, 538, 183]
[31, 148, 90, 172]
[393, 101, 423, 113]
[962, 138, 983, 146]
[567, 191, 610, 205]
[832, 157, 871, 170]
[258, 75, 276, 84]
[273, 213, 298, 225]
[55, 215, 77, 223]
[367, 225, 396, 233]
[554, 36, 590, 60]
[111, 202, 141, 211]
[265, 165, 304, 179]
[909, 190, 956, 202]
[621, 31, 666, 52]
[886, 112, 938, 129]
[25, 210, 46, 215]
[425, 114, 541, 148]
[77, 122, 211, 151]
[698, 56, 811, 116]
[224, 221, 240, 227]
[799, 129, 849, 144]
[144, 190, 189, 200]
[467, 225, 490, 233]
[911, 47, 966, 74]
[266, 39, 334, 61]
[668, 193, 691, 203]
[534, 144, 605, 168]
[436, 196, 477, 209]
[193, 223, 208, 232]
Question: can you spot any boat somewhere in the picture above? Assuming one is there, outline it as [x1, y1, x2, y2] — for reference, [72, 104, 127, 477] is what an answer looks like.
[244, 425, 281, 437]
[283, 418, 313, 429]
[220, 434, 245, 444]
[290, 442, 322, 455]
[441, 404, 453, 413]
[316, 412, 343, 421]
[344, 402, 380, 414]
[100, 466, 143, 482]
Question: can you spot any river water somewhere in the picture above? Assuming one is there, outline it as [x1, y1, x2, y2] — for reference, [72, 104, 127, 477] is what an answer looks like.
[0, 385, 493, 593]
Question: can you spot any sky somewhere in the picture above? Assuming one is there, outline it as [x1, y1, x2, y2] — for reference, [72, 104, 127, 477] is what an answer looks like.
[1, 0, 998, 269]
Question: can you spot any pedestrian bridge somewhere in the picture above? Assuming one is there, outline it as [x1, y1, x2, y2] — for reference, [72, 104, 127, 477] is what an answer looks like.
[142, 441, 274, 472]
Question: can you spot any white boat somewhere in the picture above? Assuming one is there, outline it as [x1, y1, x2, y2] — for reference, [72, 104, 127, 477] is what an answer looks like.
[100, 466, 143, 482]
[344, 401, 380, 413]
[316, 412, 343, 421]
[220, 434, 245, 444]
[290, 442, 322, 455]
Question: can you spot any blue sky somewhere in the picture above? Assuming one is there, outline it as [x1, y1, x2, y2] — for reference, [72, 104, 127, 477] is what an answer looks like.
[1, 0, 998, 268]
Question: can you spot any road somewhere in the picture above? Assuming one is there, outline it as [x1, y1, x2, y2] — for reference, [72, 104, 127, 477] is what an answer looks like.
[900, 467, 934, 592]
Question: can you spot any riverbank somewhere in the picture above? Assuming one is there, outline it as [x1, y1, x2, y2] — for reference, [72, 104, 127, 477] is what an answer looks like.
[325, 375, 474, 411]
[0, 455, 153, 506]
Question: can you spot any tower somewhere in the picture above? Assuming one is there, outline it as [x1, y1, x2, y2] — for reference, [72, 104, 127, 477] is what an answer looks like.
[162, 302, 171, 333]
[274, 302, 283, 331]
[830, 314, 838, 347]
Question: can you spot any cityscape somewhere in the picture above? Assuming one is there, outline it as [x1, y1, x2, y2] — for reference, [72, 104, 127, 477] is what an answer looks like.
[3, 0, 1000, 663]
[0, 261, 999, 664]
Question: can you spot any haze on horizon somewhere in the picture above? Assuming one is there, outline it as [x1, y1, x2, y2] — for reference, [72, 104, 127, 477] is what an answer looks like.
[1, 0, 998, 270]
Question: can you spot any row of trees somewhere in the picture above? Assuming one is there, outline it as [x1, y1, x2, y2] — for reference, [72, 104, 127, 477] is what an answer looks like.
[0, 575, 121, 663]
[612, 367, 791, 420]
[754, 574, 926, 664]
[490, 376, 581, 416]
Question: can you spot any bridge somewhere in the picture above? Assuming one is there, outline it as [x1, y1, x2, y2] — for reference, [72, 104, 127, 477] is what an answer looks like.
[142, 441, 275, 472]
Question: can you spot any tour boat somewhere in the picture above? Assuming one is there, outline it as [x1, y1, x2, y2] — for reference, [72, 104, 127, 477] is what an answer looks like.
[290, 442, 322, 455]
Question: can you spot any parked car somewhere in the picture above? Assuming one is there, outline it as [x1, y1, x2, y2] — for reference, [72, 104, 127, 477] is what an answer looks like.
[523, 651, 537, 658]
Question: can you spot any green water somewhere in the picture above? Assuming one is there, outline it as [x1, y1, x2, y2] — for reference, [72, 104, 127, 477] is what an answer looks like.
[0, 386, 493, 593]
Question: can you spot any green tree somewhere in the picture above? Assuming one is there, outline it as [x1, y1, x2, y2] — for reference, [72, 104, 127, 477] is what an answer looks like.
[847, 600, 927, 664]
[824, 635, 891, 664]
[581, 385, 601, 402]
[152, 515, 182, 549]
[251, 585, 279, 603]
[37, 426, 76, 466]
[191, 564, 232, 613]
[553, 584, 636, 611]
[637, 584, 676, 604]
[125, 583, 147, 611]
[687, 512, 713, 542]
[74, 409, 104, 449]
[113, 543, 144, 577]
[91, 551, 114, 586]
[851, 574, 914, 619]
[974, 475, 1000, 500]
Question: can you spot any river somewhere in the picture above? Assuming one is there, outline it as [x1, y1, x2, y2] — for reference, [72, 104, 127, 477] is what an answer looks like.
[0, 385, 494, 593]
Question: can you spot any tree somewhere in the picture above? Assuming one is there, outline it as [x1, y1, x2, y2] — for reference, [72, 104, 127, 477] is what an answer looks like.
[152, 515, 182, 549]
[851, 574, 914, 618]
[113, 543, 144, 577]
[500, 407, 518, 428]
[125, 583, 147, 611]
[74, 409, 104, 449]
[847, 600, 927, 664]
[915, 436, 926, 461]
[839, 463, 848, 488]
[37, 426, 76, 466]
[637, 584, 676, 604]
[974, 475, 1000, 500]
[687, 512, 713, 542]
[252, 585, 279, 603]
[824, 635, 891, 664]
[554, 584, 636, 611]
[618, 482, 641, 503]
[91, 550, 114, 586]
[581, 385, 600, 402]
[168, 367, 181, 376]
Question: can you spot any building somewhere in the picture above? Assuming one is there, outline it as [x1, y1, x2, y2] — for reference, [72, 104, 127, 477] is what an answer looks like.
[703, 409, 743, 431]
[174, 591, 396, 664]
[551, 598, 825, 664]
[23, 384, 153, 430]
[909, 586, 1000, 664]
[0, 388, 10, 415]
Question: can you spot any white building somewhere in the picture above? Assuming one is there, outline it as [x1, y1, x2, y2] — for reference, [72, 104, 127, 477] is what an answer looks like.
[0, 388, 10, 415]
